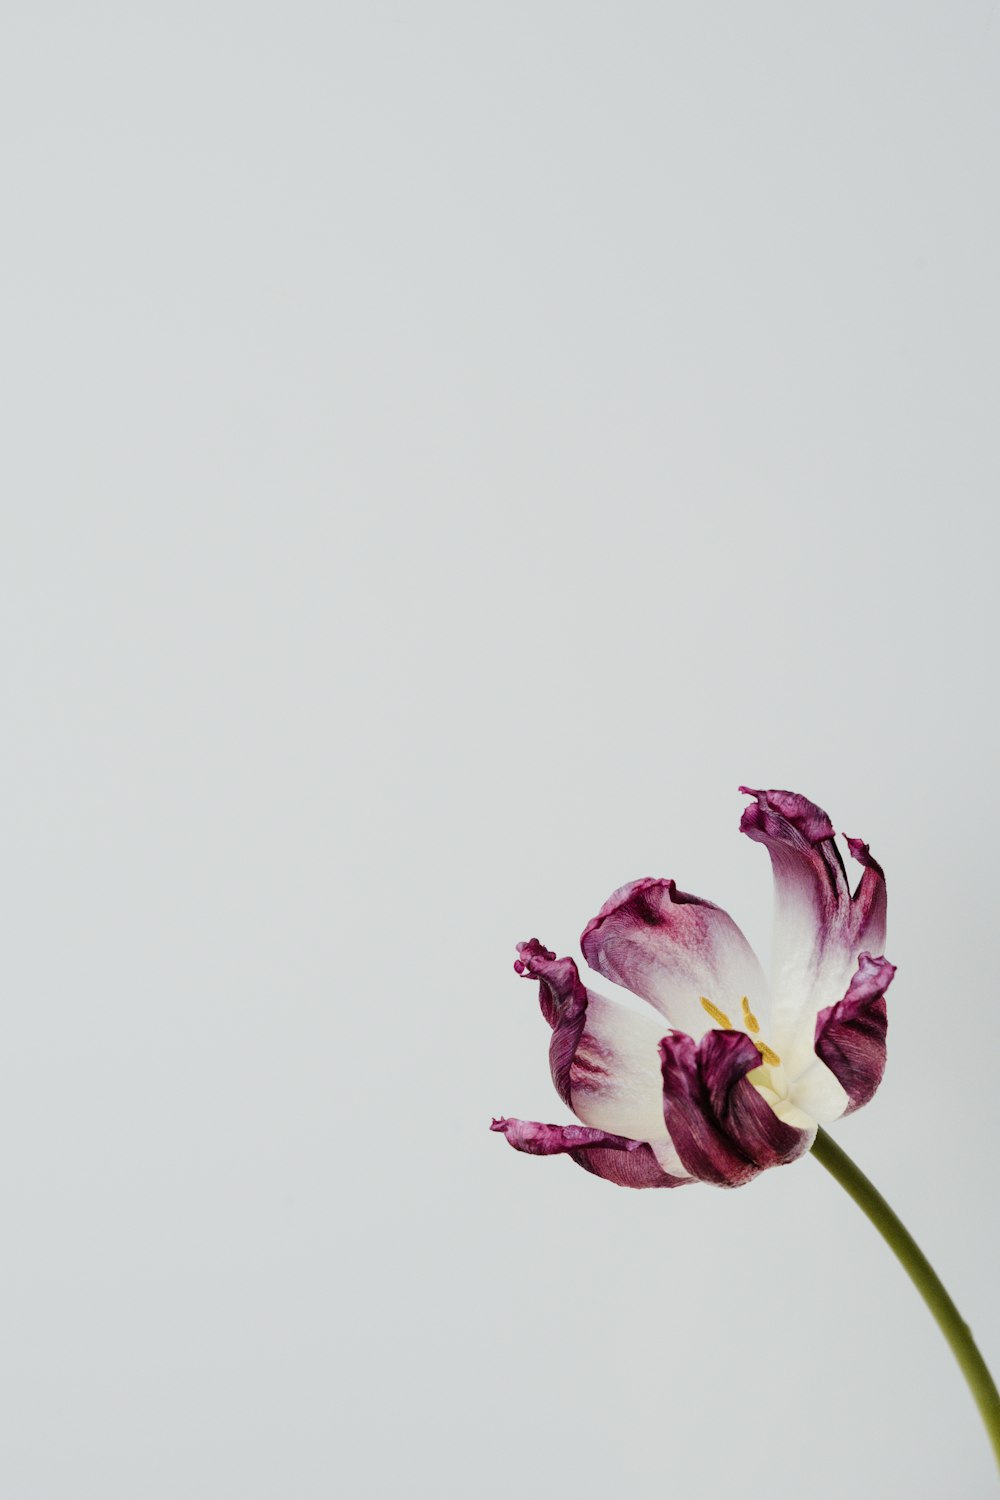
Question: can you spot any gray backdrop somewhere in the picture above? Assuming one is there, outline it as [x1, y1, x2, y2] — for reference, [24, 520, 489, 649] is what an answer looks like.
[3, 3, 998, 1497]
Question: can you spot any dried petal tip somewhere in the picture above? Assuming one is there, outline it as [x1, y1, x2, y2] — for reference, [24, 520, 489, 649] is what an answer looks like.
[513, 938, 557, 975]
[737, 787, 887, 1013]
[844, 835, 883, 872]
[490, 1115, 692, 1189]
[738, 786, 836, 844]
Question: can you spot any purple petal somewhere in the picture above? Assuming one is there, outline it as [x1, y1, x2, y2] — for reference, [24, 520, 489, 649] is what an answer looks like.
[743, 788, 837, 844]
[844, 836, 887, 956]
[738, 787, 888, 1064]
[514, 939, 674, 1145]
[514, 940, 587, 1109]
[580, 878, 768, 1038]
[490, 1117, 690, 1189]
[814, 952, 896, 1114]
[660, 1030, 812, 1188]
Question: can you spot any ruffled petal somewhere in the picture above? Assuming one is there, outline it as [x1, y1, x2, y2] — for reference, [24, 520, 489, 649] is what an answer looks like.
[490, 1117, 691, 1189]
[814, 952, 895, 1115]
[580, 879, 768, 1039]
[738, 788, 888, 1066]
[514, 939, 672, 1145]
[659, 1030, 814, 1188]
[514, 940, 585, 1110]
[844, 836, 887, 953]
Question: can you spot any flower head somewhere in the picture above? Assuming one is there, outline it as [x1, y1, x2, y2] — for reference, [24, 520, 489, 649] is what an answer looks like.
[492, 788, 896, 1189]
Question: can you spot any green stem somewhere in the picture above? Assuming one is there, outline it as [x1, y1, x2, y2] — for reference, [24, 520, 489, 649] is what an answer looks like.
[811, 1126, 1000, 1476]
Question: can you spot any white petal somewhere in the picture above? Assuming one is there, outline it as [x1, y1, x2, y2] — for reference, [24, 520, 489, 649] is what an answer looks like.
[569, 993, 669, 1143]
[740, 789, 887, 1059]
[581, 878, 769, 1039]
[769, 1096, 819, 1136]
[787, 1057, 849, 1123]
[650, 1133, 690, 1179]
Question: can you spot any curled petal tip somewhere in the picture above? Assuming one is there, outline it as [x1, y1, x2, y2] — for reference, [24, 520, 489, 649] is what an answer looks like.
[514, 938, 557, 975]
[844, 834, 884, 873]
[510, 943, 588, 1087]
[738, 790, 889, 1071]
[490, 1117, 509, 1133]
[739, 786, 836, 844]
[492, 1116, 691, 1187]
[579, 878, 670, 952]
[855, 950, 897, 987]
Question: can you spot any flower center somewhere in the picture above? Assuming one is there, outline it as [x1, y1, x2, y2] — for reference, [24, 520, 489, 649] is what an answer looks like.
[699, 995, 781, 1068]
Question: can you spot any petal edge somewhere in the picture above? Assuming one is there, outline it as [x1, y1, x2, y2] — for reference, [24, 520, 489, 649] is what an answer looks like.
[738, 786, 888, 1069]
[490, 1117, 691, 1189]
[659, 1030, 812, 1188]
[580, 877, 767, 1039]
[814, 952, 895, 1115]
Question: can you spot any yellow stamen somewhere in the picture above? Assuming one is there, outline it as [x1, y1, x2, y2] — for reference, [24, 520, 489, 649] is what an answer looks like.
[700, 997, 734, 1030]
[702, 995, 781, 1067]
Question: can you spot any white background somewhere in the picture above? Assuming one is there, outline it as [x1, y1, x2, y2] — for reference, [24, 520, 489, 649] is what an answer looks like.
[3, 4, 999, 1497]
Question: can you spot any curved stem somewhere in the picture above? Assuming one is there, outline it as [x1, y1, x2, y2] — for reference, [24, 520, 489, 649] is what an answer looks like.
[811, 1127, 1000, 1475]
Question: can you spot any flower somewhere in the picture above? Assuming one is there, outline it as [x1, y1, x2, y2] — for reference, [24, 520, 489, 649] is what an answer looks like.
[491, 788, 896, 1189]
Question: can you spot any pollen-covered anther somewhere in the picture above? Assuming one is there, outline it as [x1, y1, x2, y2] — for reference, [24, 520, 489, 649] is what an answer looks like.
[754, 1038, 781, 1068]
[700, 997, 734, 1030]
[741, 996, 760, 1034]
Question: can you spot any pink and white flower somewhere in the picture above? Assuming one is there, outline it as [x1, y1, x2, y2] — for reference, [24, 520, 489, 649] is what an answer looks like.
[492, 788, 896, 1189]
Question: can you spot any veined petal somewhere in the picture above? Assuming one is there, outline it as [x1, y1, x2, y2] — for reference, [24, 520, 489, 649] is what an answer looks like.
[659, 1030, 813, 1188]
[514, 939, 672, 1144]
[514, 940, 585, 1110]
[844, 836, 887, 952]
[490, 1117, 691, 1189]
[814, 952, 895, 1115]
[580, 878, 768, 1039]
[739, 787, 887, 1066]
